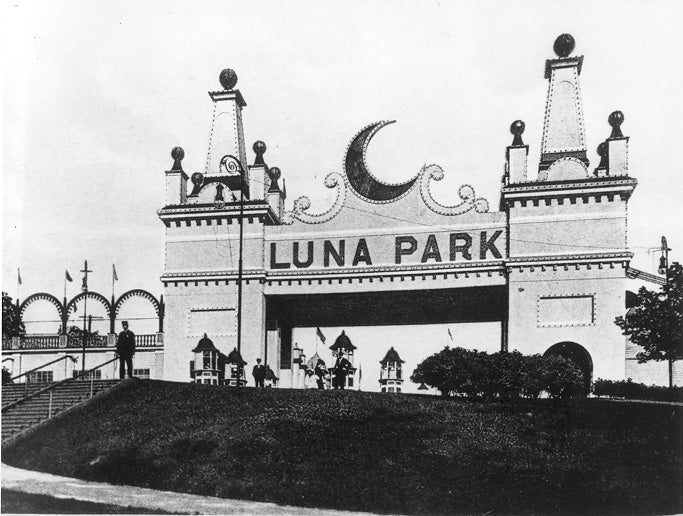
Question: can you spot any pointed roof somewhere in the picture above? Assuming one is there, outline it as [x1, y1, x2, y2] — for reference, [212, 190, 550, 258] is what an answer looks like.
[380, 347, 404, 365]
[192, 333, 218, 353]
[329, 330, 356, 352]
[226, 347, 247, 366]
[539, 34, 589, 177]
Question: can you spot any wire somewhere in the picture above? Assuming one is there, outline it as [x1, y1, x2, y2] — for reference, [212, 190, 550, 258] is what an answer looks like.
[198, 173, 666, 253]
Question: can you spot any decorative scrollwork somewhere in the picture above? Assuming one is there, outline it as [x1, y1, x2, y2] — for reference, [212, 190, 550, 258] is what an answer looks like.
[419, 164, 489, 215]
[219, 155, 242, 175]
[282, 172, 347, 225]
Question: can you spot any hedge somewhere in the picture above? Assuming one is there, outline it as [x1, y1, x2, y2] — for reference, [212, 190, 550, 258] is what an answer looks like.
[592, 378, 683, 402]
[411, 348, 586, 399]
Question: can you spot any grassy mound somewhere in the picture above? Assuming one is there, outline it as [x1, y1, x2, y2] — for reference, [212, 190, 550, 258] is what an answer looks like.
[3, 380, 682, 515]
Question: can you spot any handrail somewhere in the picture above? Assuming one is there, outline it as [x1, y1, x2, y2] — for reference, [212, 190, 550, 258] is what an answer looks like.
[2, 356, 118, 414]
[10, 356, 77, 383]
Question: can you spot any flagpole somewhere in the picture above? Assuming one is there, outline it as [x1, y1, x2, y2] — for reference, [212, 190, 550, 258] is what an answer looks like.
[80, 260, 92, 377]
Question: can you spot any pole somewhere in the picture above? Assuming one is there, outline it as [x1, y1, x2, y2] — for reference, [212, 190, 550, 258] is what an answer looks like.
[660, 236, 673, 388]
[82, 294, 87, 378]
[236, 175, 245, 386]
[80, 260, 92, 379]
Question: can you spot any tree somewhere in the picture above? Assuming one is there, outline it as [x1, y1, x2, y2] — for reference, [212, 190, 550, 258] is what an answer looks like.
[410, 346, 479, 397]
[2, 292, 25, 338]
[615, 262, 683, 387]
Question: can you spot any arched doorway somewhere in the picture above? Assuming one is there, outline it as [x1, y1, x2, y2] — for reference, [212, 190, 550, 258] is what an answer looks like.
[544, 341, 593, 396]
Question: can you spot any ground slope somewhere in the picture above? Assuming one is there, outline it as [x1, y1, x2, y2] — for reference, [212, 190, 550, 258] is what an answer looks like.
[3, 380, 682, 515]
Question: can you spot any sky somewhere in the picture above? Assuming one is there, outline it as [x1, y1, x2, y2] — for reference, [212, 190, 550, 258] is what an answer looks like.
[3, 0, 683, 391]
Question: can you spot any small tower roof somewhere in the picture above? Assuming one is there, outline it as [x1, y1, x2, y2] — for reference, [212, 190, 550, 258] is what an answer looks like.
[226, 347, 247, 366]
[192, 333, 218, 353]
[380, 347, 404, 365]
[329, 330, 357, 352]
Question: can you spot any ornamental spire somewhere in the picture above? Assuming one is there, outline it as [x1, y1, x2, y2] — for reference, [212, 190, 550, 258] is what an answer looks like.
[204, 68, 249, 197]
[539, 34, 589, 174]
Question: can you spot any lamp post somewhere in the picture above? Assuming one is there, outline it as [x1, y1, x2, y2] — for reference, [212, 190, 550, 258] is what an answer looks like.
[658, 236, 673, 387]
[236, 173, 245, 386]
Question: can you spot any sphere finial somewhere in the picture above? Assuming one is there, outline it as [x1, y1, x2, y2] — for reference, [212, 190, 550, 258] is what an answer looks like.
[597, 142, 607, 158]
[595, 142, 609, 174]
[269, 166, 281, 181]
[510, 120, 525, 146]
[219, 68, 238, 90]
[171, 146, 184, 171]
[553, 34, 575, 58]
[608, 110, 624, 138]
[253, 140, 267, 166]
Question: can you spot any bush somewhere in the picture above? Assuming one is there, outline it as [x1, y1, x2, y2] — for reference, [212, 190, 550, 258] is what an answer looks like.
[593, 378, 683, 402]
[411, 348, 585, 399]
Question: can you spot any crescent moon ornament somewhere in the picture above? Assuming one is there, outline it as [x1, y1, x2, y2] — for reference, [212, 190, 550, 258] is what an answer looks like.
[344, 120, 418, 202]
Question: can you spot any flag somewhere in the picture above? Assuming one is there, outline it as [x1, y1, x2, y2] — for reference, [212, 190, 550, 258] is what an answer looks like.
[17, 268, 22, 285]
[112, 264, 118, 282]
[316, 327, 326, 344]
[65, 270, 73, 282]
[447, 328, 453, 342]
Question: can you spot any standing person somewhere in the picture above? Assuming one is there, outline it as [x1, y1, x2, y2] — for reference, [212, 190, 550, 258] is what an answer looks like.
[314, 360, 327, 390]
[333, 352, 352, 390]
[116, 321, 136, 379]
[252, 358, 266, 388]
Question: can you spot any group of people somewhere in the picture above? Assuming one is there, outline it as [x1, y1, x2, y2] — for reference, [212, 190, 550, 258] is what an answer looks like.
[117, 322, 353, 389]
[306, 353, 353, 390]
[251, 358, 279, 387]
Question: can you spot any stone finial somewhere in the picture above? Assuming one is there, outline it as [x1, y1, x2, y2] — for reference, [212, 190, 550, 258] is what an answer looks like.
[608, 110, 624, 138]
[510, 120, 525, 146]
[596, 142, 608, 170]
[219, 68, 238, 91]
[268, 166, 281, 192]
[553, 34, 575, 58]
[253, 140, 267, 166]
[215, 184, 225, 202]
[171, 146, 184, 171]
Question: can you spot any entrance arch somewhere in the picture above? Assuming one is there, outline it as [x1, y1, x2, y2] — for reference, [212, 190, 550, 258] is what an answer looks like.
[544, 341, 593, 396]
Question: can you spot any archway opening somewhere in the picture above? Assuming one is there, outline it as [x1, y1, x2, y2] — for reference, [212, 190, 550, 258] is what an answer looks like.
[544, 341, 593, 396]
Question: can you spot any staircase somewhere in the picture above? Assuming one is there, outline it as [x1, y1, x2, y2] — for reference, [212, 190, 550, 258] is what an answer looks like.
[1, 379, 120, 441]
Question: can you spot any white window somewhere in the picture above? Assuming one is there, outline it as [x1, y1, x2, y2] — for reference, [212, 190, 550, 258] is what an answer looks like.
[28, 371, 53, 383]
[133, 368, 150, 379]
[73, 370, 101, 380]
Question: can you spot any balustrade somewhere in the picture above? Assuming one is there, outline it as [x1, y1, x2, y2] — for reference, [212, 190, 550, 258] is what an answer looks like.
[20, 335, 60, 350]
[3, 333, 163, 350]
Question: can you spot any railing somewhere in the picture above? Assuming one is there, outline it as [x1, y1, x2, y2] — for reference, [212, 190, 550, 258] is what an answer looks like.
[67, 335, 108, 348]
[135, 334, 159, 347]
[2, 356, 119, 417]
[20, 335, 60, 350]
[4, 333, 163, 351]
[8, 355, 77, 396]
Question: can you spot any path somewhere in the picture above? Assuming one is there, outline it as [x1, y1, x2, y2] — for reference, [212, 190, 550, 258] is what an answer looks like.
[2, 463, 372, 515]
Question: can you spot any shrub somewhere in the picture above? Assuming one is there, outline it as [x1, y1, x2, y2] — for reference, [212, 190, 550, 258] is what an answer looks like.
[593, 378, 683, 402]
[412, 348, 586, 399]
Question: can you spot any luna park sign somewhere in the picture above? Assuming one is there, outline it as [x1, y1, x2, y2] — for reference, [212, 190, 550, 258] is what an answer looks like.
[269, 230, 505, 270]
